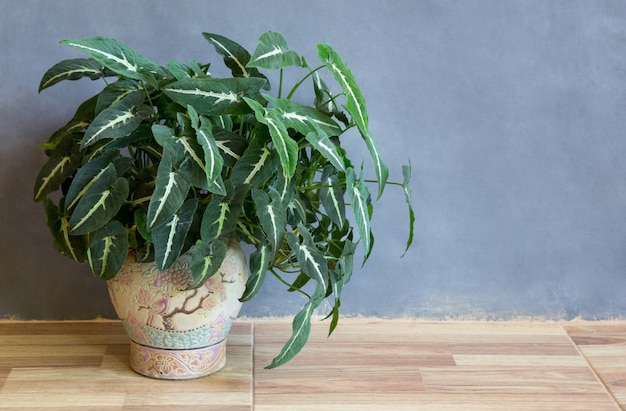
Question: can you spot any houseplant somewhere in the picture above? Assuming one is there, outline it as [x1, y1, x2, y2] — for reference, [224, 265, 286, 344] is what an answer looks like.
[33, 30, 415, 372]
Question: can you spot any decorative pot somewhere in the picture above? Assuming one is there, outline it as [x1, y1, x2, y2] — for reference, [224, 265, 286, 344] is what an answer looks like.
[107, 240, 247, 380]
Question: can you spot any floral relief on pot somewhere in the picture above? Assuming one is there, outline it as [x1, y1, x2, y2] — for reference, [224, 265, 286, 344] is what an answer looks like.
[107, 242, 247, 379]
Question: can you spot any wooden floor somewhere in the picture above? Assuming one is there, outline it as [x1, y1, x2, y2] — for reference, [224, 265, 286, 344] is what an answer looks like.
[0, 320, 624, 410]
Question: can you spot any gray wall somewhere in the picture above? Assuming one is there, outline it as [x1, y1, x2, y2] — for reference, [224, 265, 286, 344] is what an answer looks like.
[2, 0, 626, 320]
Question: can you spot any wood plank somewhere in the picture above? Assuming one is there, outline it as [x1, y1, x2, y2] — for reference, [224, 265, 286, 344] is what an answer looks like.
[564, 322, 626, 409]
[0, 321, 253, 411]
[254, 320, 619, 411]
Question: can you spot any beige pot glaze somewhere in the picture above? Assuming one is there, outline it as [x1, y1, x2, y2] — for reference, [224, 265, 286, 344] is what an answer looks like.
[107, 240, 247, 379]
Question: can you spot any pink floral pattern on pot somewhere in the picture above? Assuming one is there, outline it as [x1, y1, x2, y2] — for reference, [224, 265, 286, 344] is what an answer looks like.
[107, 241, 247, 379]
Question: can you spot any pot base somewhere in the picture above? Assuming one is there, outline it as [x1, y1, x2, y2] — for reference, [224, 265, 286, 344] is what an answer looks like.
[129, 339, 227, 380]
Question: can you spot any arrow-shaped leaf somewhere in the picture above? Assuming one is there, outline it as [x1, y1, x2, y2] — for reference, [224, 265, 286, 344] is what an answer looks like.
[317, 43, 388, 198]
[286, 225, 329, 292]
[265, 283, 325, 369]
[263, 94, 342, 137]
[202, 32, 269, 85]
[189, 110, 224, 192]
[401, 161, 415, 257]
[163, 77, 266, 116]
[346, 167, 372, 259]
[82, 92, 151, 148]
[87, 220, 128, 280]
[252, 187, 287, 257]
[305, 128, 346, 173]
[244, 97, 298, 178]
[69, 169, 129, 235]
[247, 31, 301, 70]
[64, 149, 119, 212]
[33, 134, 81, 202]
[44, 198, 87, 262]
[239, 243, 271, 302]
[319, 165, 346, 227]
[95, 79, 143, 114]
[230, 134, 280, 187]
[39, 58, 107, 92]
[190, 238, 227, 288]
[60, 37, 164, 82]
[146, 146, 193, 230]
[152, 198, 198, 271]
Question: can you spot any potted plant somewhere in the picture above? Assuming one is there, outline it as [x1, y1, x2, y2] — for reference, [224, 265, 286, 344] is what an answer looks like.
[33, 30, 414, 377]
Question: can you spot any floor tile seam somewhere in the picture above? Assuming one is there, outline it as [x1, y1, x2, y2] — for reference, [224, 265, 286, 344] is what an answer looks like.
[560, 323, 624, 411]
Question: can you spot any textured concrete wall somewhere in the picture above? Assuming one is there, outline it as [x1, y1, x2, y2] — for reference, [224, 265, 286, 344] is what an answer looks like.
[2, 0, 626, 320]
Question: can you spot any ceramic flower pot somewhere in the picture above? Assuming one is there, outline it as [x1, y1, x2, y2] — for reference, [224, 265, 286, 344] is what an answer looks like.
[107, 240, 247, 380]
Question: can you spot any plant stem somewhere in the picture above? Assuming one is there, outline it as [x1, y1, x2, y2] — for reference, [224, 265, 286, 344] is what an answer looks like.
[270, 268, 311, 298]
[286, 65, 325, 100]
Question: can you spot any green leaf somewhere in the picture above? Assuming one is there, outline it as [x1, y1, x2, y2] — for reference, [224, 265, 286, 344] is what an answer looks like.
[87, 220, 128, 280]
[60, 37, 164, 82]
[346, 168, 372, 260]
[39, 58, 107, 92]
[214, 128, 248, 167]
[33, 134, 81, 202]
[401, 161, 415, 257]
[134, 208, 152, 242]
[69, 170, 129, 235]
[202, 32, 269, 84]
[43, 198, 86, 262]
[252, 187, 287, 256]
[230, 134, 280, 187]
[190, 238, 227, 288]
[244, 97, 298, 178]
[286, 224, 329, 292]
[152, 198, 198, 271]
[64, 149, 119, 212]
[239, 243, 271, 302]
[163, 77, 266, 116]
[319, 165, 346, 227]
[265, 283, 325, 369]
[95, 79, 143, 114]
[81, 92, 152, 148]
[146, 146, 193, 229]
[188, 109, 224, 192]
[247, 31, 301, 70]
[305, 128, 346, 173]
[166, 60, 193, 81]
[317, 43, 388, 198]
[263, 94, 342, 137]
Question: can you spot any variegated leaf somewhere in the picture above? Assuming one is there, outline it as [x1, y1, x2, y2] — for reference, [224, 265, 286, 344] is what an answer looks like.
[44, 198, 86, 262]
[317, 44, 388, 198]
[95, 79, 143, 114]
[214, 128, 247, 167]
[147, 146, 193, 230]
[69, 170, 129, 235]
[189, 111, 224, 192]
[252, 187, 287, 256]
[265, 283, 325, 369]
[203, 32, 269, 85]
[401, 161, 415, 257]
[244, 97, 298, 178]
[190, 238, 227, 289]
[33, 134, 81, 202]
[64, 149, 119, 211]
[305, 128, 346, 172]
[346, 167, 372, 259]
[87, 220, 128, 280]
[286, 225, 329, 292]
[81, 92, 151, 148]
[60, 37, 164, 81]
[263, 94, 342, 137]
[166, 60, 193, 81]
[320, 165, 346, 227]
[239, 243, 271, 302]
[230, 135, 280, 187]
[247, 31, 301, 70]
[163, 77, 266, 116]
[152, 198, 198, 271]
[200, 182, 247, 242]
[39, 58, 107, 92]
